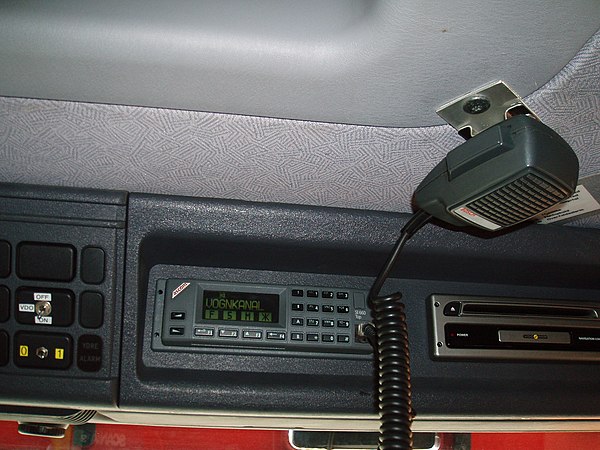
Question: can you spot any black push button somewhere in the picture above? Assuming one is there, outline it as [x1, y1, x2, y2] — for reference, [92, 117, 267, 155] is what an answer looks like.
[77, 335, 102, 372]
[266, 331, 286, 340]
[80, 292, 104, 329]
[322, 334, 335, 343]
[307, 290, 318, 298]
[321, 291, 334, 299]
[170, 327, 185, 335]
[14, 332, 72, 370]
[322, 319, 334, 328]
[170, 311, 186, 320]
[0, 331, 8, 366]
[219, 329, 238, 338]
[242, 330, 262, 339]
[291, 317, 304, 326]
[322, 305, 334, 313]
[336, 292, 349, 300]
[0, 241, 10, 278]
[17, 243, 75, 282]
[291, 289, 304, 297]
[307, 304, 319, 312]
[291, 303, 303, 311]
[307, 318, 319, 327]
[443, 302, 461, 316]
[0, 286, 9, 322]
[337, 305, 350, 314]
[81, 247, 105, 284]
[337, 334, 350, 343]
[291, 332, 304, 341]
[306, 333, 319, 342]
[16, 288, 74, 326]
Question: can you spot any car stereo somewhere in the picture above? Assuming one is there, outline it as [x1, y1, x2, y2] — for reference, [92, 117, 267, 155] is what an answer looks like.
[151, 279, 372, 356]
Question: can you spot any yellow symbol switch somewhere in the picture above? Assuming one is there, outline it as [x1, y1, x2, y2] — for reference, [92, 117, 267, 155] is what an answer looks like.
[19, 345, 29, 357]
[55, 348, 65, 360]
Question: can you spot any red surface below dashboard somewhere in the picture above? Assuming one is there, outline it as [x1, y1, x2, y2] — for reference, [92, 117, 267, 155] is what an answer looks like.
[1, 421, 600, 450]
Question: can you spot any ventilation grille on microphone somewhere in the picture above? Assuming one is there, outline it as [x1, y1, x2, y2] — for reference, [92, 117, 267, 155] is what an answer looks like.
[466, 173, 570, 228]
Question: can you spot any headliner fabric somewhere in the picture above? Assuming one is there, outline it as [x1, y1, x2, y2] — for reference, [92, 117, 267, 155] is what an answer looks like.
[1, 30, 599, 227]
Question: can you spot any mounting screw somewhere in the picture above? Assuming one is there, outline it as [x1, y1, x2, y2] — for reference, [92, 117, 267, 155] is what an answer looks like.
[437, 342, 443, 347]
[434, 302, 440, 307]
[463, 96, 491, 115]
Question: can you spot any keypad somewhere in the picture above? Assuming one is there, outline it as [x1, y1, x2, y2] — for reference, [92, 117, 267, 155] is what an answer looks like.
[286, 286, 356, 346]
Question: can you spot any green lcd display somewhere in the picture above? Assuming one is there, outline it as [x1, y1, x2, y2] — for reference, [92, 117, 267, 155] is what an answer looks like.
[199, 290, 280, 324]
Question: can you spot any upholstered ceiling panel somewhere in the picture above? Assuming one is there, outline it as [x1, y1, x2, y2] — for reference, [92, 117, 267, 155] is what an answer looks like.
[1, 1, 599, 128]
[1, 30, 599, 228]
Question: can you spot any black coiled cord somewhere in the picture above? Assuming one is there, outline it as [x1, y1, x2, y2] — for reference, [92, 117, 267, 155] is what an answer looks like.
[368, 210, 431, 450]
[372, 291, 412, 449]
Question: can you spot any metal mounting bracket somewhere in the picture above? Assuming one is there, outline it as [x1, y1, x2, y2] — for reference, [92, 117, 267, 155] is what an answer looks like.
[436, 80, 539, 139]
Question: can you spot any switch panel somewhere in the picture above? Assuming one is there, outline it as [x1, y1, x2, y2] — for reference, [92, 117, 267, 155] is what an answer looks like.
[15, 288, 74, 327]
[14, 332, 72, 370]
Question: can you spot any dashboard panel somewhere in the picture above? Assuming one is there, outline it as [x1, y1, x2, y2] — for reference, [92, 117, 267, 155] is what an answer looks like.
[1, 183, 599, 432]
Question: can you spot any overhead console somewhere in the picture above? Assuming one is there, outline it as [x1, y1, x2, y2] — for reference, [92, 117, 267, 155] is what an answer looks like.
[1, 183, 600, 431]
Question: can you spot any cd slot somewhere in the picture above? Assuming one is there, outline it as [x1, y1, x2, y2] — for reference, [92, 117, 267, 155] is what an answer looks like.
[460, 303, 598, 319]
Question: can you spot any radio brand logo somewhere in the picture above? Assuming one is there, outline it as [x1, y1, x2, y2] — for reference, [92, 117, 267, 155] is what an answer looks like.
[172, 282, 191, 299]
[459, 207, 477, 217]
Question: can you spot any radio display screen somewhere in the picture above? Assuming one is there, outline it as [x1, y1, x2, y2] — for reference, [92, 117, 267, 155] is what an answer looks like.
[200, 290, 280, 324]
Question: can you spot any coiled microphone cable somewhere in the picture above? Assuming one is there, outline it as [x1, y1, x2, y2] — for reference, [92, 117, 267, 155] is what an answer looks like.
[367, 210, 431, 450]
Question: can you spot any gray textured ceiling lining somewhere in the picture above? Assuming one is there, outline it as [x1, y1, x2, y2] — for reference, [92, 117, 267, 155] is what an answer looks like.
[1, 30, 599, 229]
[1, 1, 599, 127]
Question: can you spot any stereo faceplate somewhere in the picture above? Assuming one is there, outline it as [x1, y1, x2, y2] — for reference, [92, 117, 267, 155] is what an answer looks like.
[431, 294, 600, 362]
[152, 279, 373, 357]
